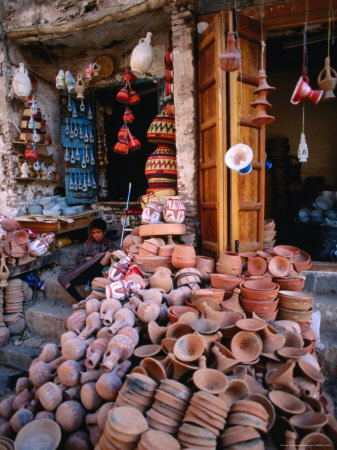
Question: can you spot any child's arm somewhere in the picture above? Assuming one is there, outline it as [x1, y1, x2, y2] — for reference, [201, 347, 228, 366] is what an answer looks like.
[76, 241, 90, 264]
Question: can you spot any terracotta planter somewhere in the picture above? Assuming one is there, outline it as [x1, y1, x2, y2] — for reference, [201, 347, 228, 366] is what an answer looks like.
[189, 288, 225, 304]
[278, 290, 313, 311]
[290, 411, 328, 433]
[241, 297, 279, 314]
[211, 273, 242, 290]
[230, 331, 262, 363]
[268, 256, 291, 278]
[274, 277, 305, 292]
[300, 432, 334, 450]
[171, 245, 196, 269]
[216, 251, 242, 276]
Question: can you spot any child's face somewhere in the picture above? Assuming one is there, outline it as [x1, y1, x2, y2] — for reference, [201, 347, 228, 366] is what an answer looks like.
[91, 227, 105, 242]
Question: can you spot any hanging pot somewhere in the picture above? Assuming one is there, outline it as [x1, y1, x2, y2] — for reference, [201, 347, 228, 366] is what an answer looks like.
[128, 89, 141, 105]
[290, 76, 323, 105]
[75, 74, 85, 100]
[128, 135, 141, 152]
[123, 107, 134, 124]
[116, 87, 130, 104]
[317, 56, 337, 102]
[219, 32, 241, 72]
[147, 108, 175, 144]
[114, 137, 129, 155]
[130, 32, 153, 76]
[12, 63, 32, 100]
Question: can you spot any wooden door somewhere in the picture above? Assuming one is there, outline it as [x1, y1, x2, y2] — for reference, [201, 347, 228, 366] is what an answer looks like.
[228, 12, 265, 252]
[197, 12, 227, 259]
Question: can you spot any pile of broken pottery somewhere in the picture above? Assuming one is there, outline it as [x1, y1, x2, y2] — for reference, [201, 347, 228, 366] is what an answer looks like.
[0, 234, 335, 449]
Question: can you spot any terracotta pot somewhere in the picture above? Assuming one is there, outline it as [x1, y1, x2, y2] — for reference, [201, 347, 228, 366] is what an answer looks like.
[12, 389, 33, 412]
[85, 338, 108, 370]
[268, 256, 291, 278]
[162, 286, 190, 307]
[217, 251, 242, 276]
[218, 311, 245, 338]
[29, 356, 64, 387]
[265, 361, 300, 396]
[211, 273, 242, 290]
[62, 336, 93, 361]
[171, 245, 196, 269]
[236, 318, 266, 332]
[147, 321, 168, 345]
[57, 360, 82, 387]
[60, 331, 77, 347]
[262, 326, 286, 352]
[173, 333, 204, 362]
[168, 353, 198, 380]
[240, 283, 279, 302]
[189, 288, 225, 305]
[231, 331, 262, 363]
[290, 411, 328, 432]
[294, 376, 320, 399]
[9, 408, 34, 433]
[106, 308, 135, 337]
[274, 277, 305, 292]
[167, 306, 196, 324]
[99, 299, 121, 326]
[255, 310, 278, 321]
[38, 382, 63, 411]
[221, 425, 260, 447]
[195, 256, 215, 282]
[39, 343, 60, 363]
[241, 297, 279, 314]
[278, 306, 313, 322]
[0, 394, 16, 419]
[278, 290, 313, 311]
[247, 257, 267, 276]
[150, 267, 173, 293]
[300, 432, 334, 450]
[66, 310, 87, 334]
[80, 382, 103, 411]
[191, 318, 219, 335]
[219, 32, 241, 72]
[55, 400, 85, 432]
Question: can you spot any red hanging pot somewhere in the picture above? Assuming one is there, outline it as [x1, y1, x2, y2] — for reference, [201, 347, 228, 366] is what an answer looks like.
[24, 144, 38, 161]
[128, 89, 141, 105]
[118, 124, 129, 140]
[116, 87, 130, 104]
[128, 135, 141, 152]
[123, 107, 134, 124]
[123, 68, 136, 84]
[114, 137, 129, 155]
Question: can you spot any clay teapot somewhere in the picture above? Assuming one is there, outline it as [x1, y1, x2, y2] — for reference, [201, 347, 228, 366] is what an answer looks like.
[55, 400, 85, 433]
[66, 310, 87, 334]
[29, 356, 64, 387]
[171, 245, 196, 269]
[102, 334, 136, 371]
[58, 360, 82, 387]
[85, 338, 109, 370]
[38, 381, 64, 411]
[62, 336, 94, 361]
[219, 32, 241, 72]
[78, 312, 102, 340]
[106, 308, 135, 337]
[150, 267, 173, 293]
[100, 299, 121, 326]
[318, 57, 337, 102]
[96, 360, 131, 400]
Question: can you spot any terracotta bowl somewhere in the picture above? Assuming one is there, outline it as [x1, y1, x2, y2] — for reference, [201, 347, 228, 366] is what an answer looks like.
[273, 245, 300, 259]
[276, 347, 307, 361]
[240, 284, 279, 302]
[247, 257, 267, 277]
[269, 390, 306, 415]
[298, 360, 324, 384]
[133, 344, 161, 358]
[274, 278, 305, 292]
[241, 297, 279, 314]
[268, 256, 291, 278]
[278, 291, 313, 311]
[235, 318, 266, 332]
[242, 274, 273, 283]
[299, 433, 334, 450]
[173, 333, 205, 362]
[210, 273, 242, 291]
[167, 306, 196, 323]
[245, 394, 276, 431]
[14, 419, 61, 450]
[242, 280, 278, 291]
[278, 306, 313, 322]
[191, 318, 219, 335]
[230, 331, 262, 363]
[289, 412, 328, 432]
[166, 322, 192, 340]
[255, 310, 278, 321]
[193, 368, 228, 394]
[161, 338, 177, 354]
[218, 311, 245, 338]
[189, 288, 225, 304]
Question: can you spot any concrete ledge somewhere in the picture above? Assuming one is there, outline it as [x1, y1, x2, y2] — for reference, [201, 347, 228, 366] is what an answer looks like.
[316, 334, 337, 378]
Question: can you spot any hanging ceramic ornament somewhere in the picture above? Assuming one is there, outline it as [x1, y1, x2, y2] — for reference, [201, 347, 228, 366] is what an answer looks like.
[92, 176, 97, 189]
[90, 151, 95, 165]
[75, 74, 85, 101]
[67, 96, 72, 112]
[75, 147, 80, 161]
[69, 174, 74, 190]
[87, 172, 92, 187]
[78, 173, 83, 190]
[28, 115, 35, 130]
[82, 175, 87, 192]
[219, 32, 241, 72]
[80, 100, 85, 112]
[87, 106, 93, 120]
[65, 71, 76, 94]
[84, 126, 89, 143]
[82, 153, 87, 169]
[70, 149, 75, 164]
[298, 105, 308, 163]
[130, 32, 153, 76]
[56, 70, 66, 90]
[291, 76, 323, 105]
[73, 121, 78, 138]
[250, 69, 275, 125]
[64, 147, 70, 162]
[12, 63, 32, 100]
[65, 118, 70, 136]
[318, 57, 337, 102]
[70, 121, 74, 139]
[72, 106, 77, 119]
[33, 126, 40, 143]
[85, 146, 90, 163]
[30, 98, 38, 116]
[225, 143, 253, 173]
[73, 172, 78, 190]
[79, 125, 83, 140]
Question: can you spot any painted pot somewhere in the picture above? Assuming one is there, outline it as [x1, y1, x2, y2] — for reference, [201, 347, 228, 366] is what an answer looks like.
[141, 200, 163, 224]
[12, 63, 32, 100]
[147, 108, 176, 144]
[163, 196, 186, 224]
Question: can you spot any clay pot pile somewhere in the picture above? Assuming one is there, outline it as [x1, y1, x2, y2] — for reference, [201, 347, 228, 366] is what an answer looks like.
[239, 280, 280, 321]
[263, 218, 277, 250]
[278, 291, 314, 332]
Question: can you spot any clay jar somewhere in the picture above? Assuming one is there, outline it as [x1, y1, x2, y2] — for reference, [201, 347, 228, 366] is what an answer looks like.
[216, 251, 242, 276]
[85, 338, 109, 370]
[9, 408, 34, 433]
[163, 286, 191, 307]
[219, 32, 241, 72]
[163, 196, 186, 224]
[62, 336, 94, 361]
[172, 245, 196, 269]
[102, 334, 135, 371]
[129, 297, 160, 323]
[39, 343, 60, 363]
[106, 308, 135, 337]
[29, 356, 64, 387]
[96, 361, 130, 401]
[150, 267, 173, 293]
[78, 312, 102, 340]
[38, 382, 64, 411]
[66, 310, 87, 334]
[55, 400, 85, 433]
[80, 382, 103, 411]
[58, 360, 82, 387]
[100, 299, 122, 326]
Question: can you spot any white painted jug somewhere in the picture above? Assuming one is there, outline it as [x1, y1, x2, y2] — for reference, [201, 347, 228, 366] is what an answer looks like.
[12, 63, 32, 100]
[130, 32, 153, 76]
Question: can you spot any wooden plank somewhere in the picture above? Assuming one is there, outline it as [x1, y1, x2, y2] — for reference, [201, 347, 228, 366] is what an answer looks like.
[9, 251, 58, 277]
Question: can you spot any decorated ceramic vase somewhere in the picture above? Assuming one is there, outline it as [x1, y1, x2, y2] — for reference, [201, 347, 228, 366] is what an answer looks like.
[141, 200, 163, 224]
[105, 280, 131, 301]
[12, 63, 32, 100]
[147, 107, 176, 144]
[30, 233, 54, 256]
[163, 196, 186, 224]
[145, 145, 177, 187]
[108, 255, 132, 282]
[130, 32, 153, 76]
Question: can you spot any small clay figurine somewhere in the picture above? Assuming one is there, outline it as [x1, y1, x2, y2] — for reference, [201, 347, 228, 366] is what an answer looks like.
[20, 161, 29, 178]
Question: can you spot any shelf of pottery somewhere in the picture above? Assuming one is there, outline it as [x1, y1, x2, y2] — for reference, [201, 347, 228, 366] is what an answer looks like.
[61, 95, 97, 205]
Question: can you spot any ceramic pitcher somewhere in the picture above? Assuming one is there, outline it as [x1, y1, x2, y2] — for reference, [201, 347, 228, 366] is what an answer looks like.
[12, 63, 32, 100]
[318, 56, 337, 102]
[130, 32, 153, 76]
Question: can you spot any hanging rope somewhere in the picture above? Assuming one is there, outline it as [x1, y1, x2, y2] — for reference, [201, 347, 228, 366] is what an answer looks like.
[233, 0, 243, 143]
[260, 0, 265, 71]
[302, 0, 309, 77]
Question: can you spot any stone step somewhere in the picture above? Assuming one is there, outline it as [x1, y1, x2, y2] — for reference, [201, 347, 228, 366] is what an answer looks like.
[304, 270, 337, 297]
[25, 298, 73, 339]
[316, 332, 337, 379]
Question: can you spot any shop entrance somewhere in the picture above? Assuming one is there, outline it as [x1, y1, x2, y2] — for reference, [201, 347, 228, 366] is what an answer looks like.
[95, 81, 160, 202]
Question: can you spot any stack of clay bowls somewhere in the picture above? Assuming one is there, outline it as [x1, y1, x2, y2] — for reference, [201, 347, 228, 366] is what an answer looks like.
[278, 290, 314, 330]
[228, 398, 269, 433]
[263, 219, 277, 250]
[134, 238, 173, 273]
[4, 278, 25, 334]
[239, 280, 280, 321]
[99, 406, 148, 449]
[138, 239, 160, 257]
[115, 373, 157, 413]
[137, 429, 180, 450]
[146, 379, 191, 434]
[175, 268, 203, 289]
[178, 391, 229, 448]
[269, 246, 306, 292]
[91, 277, 110, 299]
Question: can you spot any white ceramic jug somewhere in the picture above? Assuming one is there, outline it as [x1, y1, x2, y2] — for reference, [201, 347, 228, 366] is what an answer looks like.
[130, 32, 153, 76]
[12, 63, 32, 100]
